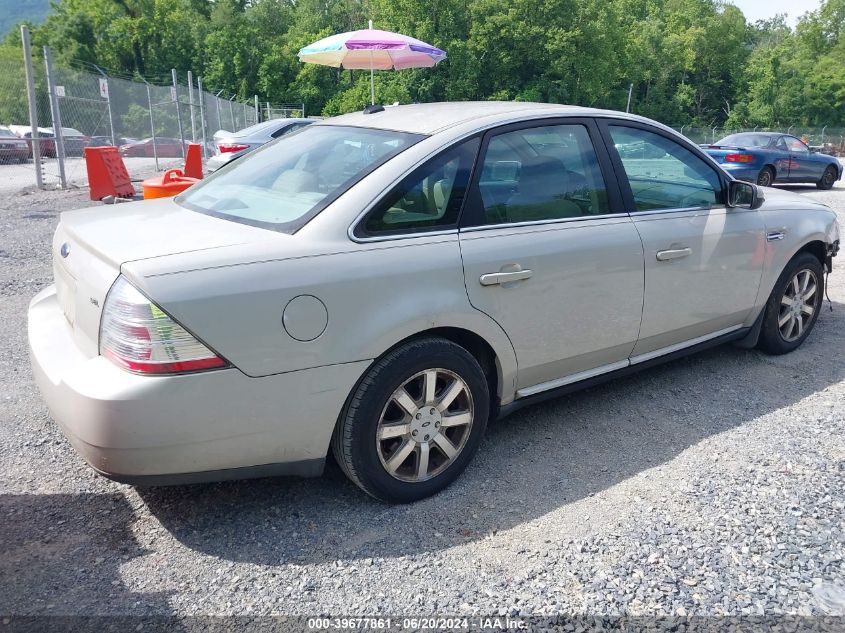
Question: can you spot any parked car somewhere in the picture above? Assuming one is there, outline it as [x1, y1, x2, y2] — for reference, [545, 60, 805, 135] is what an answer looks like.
[87, 136, 138, 148]
[28, 103, 840, 502]
[9, 125, 56, 158]
[207, 118, 315, 172]
[119, 137, 185, 158]
[0, 126, 30, 163]
[39, 127, 88, 157]
[702, 132, 843, 189]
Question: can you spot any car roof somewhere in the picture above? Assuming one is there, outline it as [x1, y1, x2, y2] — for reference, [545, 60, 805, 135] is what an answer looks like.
[317, 101, 639, 135]
[724, 131, 774, 136]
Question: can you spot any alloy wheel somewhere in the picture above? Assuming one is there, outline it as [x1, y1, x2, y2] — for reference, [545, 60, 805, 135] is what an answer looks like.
[778, 269, 818, 342]
[376, 368, 474, 482]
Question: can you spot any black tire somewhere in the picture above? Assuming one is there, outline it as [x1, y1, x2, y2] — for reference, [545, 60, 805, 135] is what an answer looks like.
[757, 252, 824, 355]
[817, 165, 837, 190]
[332, 337, 490, 503]
[757, 166, 775, 187]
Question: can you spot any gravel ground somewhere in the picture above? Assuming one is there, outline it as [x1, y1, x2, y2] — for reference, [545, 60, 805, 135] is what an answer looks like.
[1, 183, 844, 626]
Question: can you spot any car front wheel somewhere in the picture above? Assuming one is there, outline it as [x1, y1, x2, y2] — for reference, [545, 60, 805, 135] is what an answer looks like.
[757, 252, 824, 354]
[332, 338, 490, 503]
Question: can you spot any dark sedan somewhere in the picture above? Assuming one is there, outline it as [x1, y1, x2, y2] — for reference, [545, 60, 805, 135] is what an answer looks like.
[702, 132, 843, 189]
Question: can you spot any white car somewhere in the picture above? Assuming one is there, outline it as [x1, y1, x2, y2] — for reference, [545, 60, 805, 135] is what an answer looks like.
[28, 102, 840, 502]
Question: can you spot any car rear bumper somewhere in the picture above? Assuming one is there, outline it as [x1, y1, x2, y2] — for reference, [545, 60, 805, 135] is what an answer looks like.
[28, 285, 370, 484]
[721, 163, 759, 182]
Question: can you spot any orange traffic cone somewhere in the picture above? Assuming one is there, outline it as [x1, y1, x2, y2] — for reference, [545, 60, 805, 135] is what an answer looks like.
[183, 143, 203, 179]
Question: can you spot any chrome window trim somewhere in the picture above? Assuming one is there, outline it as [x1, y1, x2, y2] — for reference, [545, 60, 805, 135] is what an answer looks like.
[459, 213, 628, 233]
[347, 111, 615, 244]
[350, 228, 459, 244]
[628, 205, 719, 217]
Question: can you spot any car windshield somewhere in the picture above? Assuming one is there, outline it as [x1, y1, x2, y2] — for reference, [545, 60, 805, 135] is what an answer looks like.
[0, 126, 13, 136]
[178, 125, 424, 233]
[716, 133, 772, 148]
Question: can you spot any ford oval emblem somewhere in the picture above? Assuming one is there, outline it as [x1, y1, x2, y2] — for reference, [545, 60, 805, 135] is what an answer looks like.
[60, 242, 71, 258]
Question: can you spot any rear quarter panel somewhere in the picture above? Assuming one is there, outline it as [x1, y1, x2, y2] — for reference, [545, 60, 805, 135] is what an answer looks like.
[126, 236, 519, 401]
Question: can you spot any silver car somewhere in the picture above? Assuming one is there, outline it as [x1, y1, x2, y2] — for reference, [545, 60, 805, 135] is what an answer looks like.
[28, 102, 840, 502]
[207, 118, 315, 172]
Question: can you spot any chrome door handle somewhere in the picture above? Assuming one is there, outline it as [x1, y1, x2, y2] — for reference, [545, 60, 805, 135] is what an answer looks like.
[656, 247, 692, 261]
[479, 269, 533, 286]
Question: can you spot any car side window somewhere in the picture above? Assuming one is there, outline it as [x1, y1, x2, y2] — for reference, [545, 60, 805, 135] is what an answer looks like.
[786, 137, 809, 153]
[477, 124, 610, 225]
[361, 137, 479, 235]
[609, 126, 722, 211]
[775, 137, 788, 151]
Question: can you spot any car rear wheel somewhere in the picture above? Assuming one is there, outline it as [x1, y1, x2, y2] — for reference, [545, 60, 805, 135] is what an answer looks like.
[817, 166, 837, 190]
[757, 252, 824, 355]
[756, 166, 775, 187]
[332, 337, 489, 503]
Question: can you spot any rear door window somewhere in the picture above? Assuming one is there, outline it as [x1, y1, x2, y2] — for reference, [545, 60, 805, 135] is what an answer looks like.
[360, 138, 479, 236]
[476, 124, 611, 225]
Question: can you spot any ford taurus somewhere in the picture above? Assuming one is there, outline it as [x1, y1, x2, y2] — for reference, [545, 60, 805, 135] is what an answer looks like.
[28, 102, 841, 502]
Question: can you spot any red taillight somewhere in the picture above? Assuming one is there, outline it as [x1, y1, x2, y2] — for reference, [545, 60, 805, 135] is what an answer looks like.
[218, 143, 249, 153]
[725, 153, 753, 163]
[100, 277, 227, 375]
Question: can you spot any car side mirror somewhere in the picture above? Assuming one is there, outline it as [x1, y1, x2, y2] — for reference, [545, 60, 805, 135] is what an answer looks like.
[727, 180, 763, 210]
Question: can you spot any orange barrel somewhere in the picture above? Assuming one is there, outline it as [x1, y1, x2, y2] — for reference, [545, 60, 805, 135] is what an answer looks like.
[142, 169, 200, 200]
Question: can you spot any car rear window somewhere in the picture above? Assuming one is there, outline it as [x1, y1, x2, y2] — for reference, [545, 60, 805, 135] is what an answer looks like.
[716, 133, 771, 148]
[177, 125, 424, 233]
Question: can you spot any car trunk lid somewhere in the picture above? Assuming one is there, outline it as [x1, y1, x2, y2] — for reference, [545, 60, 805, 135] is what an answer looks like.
[52, 197, 279, 358]
[701, 145, 749, 162]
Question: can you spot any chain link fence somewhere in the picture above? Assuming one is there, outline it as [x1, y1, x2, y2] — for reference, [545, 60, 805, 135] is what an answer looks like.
[4, 29, 297, 193]
[7, 29, 843, 194]
[0, 44, 66, 190]
[45, 59, 262, 186]
[263, 103, 307, 120]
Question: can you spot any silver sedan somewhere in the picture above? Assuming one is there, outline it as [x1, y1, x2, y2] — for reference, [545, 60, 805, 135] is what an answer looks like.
[28, 102, 840, 502]
[207, 118, 315, 172]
